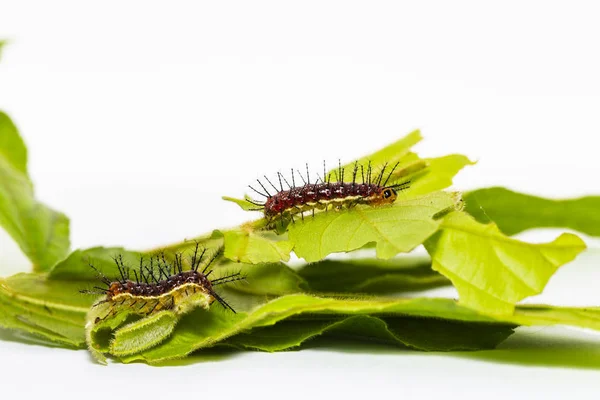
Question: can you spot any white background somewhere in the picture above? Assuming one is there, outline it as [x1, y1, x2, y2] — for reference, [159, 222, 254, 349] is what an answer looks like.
[1, 1, 600, 398]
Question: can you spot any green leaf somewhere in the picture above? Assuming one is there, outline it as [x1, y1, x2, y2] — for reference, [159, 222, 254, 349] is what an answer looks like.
[297, 256, 449, 293]
[120, 295, 600, 364]
[0, 295, 83, 347]
[343, 129, 423, 168]
[0, 112, 70, 271]
[425, 212, 587, 314]
[407, 155, 475, 197]
[221, 229, 293, 264]
[222, 195, 261, 212]
[381, 317, 515, 351]
[1, 272, 93, 311]
[225, 317, 343, 352]
[0, 111, 27, 175]
[288, 191, 458, 262]
[49, 246, 143, 281]
[0, 40, 6, 61]
[512, 304, 600, 330]
[0, 273, 90, 346]
[464, 187, 600, 237]
[2, 271, 600, 364]
[335, 129, 472, 197]
[216, 262, 308, 296]
[226, 315, 515, 352]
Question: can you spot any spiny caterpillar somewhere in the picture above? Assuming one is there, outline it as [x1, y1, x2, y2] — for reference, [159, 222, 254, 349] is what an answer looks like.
[247, 161, 411, 225]
[82, 244, 245, 363]
[82, 244, 244, 323]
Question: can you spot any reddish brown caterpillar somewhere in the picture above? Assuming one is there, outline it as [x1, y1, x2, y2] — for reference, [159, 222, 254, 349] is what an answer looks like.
[247, 161, 411, 225]
[81, 244, 245, 323]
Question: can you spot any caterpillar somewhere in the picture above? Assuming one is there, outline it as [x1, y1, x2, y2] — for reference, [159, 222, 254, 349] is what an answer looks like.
[82, 244, 245, 324]
[82, 244, 246, 363]
[247, 161, 411, 225]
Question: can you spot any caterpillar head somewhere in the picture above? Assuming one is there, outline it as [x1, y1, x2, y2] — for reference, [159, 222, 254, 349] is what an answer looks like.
[373, 179, 411, 205]
[381, 187, 398, 202]
[371, 187, 398, 205]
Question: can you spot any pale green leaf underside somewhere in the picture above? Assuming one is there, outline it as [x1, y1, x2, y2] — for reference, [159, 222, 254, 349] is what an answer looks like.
[407, 154, 475, 197]
[425, 212, 586, 314]
[464, 187, 600, 237]
[0, 112, 70, 271]
[222, 229, 293, 264]
[289, 191, 456, 262]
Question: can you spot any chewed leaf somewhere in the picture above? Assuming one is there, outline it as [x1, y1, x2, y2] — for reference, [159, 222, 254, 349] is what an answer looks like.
[222, 229, 293, 263]
[464, 187, 600, 237]
[425, 212, 587, 314]
[0, 111, 70, 272]
[288, 191, 458, 262]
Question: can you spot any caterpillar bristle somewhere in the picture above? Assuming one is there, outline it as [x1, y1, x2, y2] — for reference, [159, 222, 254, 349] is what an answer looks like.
[209, 290, 236, 314]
